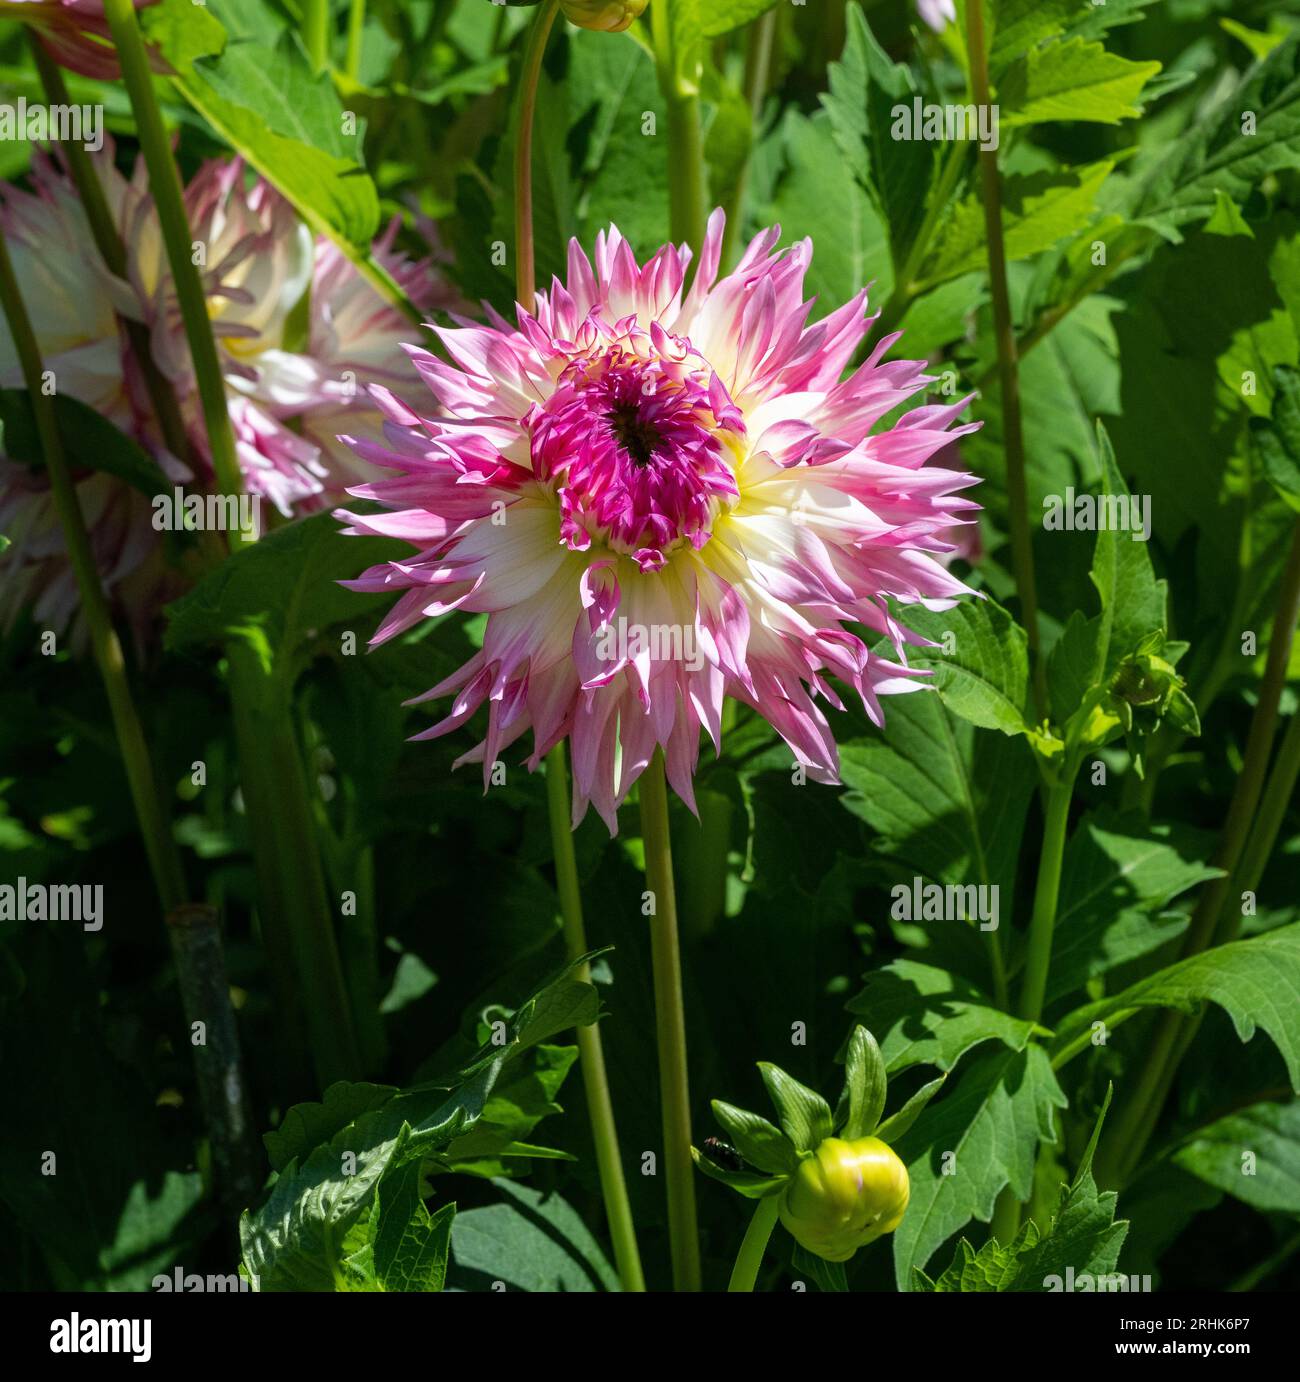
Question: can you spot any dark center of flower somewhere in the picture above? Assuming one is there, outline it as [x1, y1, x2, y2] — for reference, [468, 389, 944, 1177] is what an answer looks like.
[529, 341, 746, 572]
[607, 402, 662, 468]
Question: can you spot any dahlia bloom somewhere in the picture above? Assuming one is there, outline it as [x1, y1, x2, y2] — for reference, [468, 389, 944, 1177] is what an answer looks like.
[0, 146, 456, 640]
[916, 0, 956, 33]
[0, 145, 185, 644]
[135, 161, 456, 513]
[338, 210, 980, 830]
[1, 0, 157, 79]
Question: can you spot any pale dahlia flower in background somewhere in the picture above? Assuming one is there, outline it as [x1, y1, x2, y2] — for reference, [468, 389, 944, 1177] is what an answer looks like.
[916, 0, 956, 33]
[338, 210, 980, 831]
[0, 146, 185, 646]
[292, 218, 462, 497]
[0, 0, 157, 78]
[137, 159, 458, 514]
[0, 146, 457, 642]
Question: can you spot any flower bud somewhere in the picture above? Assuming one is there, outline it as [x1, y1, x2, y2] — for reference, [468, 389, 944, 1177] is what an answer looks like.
[561, 0, 648, 34]
[779, 1136, 910, 1263]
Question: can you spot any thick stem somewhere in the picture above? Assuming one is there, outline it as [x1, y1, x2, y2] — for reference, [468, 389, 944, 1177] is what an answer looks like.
[545, 746, 646, 1291]
[0, 225, 258, 1214]
[513, 0, 561, 307]
[305, 0, 330, 71]
[29, 36, 194, 472]
[652, 0, 707, 252]
[108, 0, 362, 1086]
[104, 0, 247, 534]
[1017, 764, 1078, 1023]
[512, 10, 643, 1290]
[168, 904, 260, 1228]
[228, 646, 362, 1088]
[966, 0, 1044, 720]
[346, 0, 366, 79]
[639, 749, 702, 1291]
[0, 228, 186, 913]
[1096, 521, 1300, 1187]
[728, 1195, 780, 1292]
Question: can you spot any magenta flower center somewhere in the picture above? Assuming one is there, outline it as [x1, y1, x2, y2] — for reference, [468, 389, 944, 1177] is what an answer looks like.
[530, 340, 743, 572]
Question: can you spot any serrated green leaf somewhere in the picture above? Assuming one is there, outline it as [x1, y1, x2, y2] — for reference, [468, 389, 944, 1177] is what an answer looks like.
[892, 1044, 1067, 1289]
[1089, 424, 1167, 680]
[763, 111, 893, 316]
[849, 959, 1037, 1074]
[920, 163, 1112, 289]
[1052, 922, 1300, 1087]
[264, 1081, 400, 1174]
[999, 38, 1160, 128]
[450, 1179, 619, 1290]
[1252, 365, 1300, 513]
[371, 1148, 454, 1292]
[1045, 812, 1222, 1004]
[839, 694, 1037, 905]
[898, 598, 1030, 736]
[821, 4, 934, 265]
[1204, 188, 1255, 239]
[1130, 36, 1300, 242]
[1172, 1100, 1300, 1214]
[701, 0, 779, 39]
[240, 957, 601, 1290]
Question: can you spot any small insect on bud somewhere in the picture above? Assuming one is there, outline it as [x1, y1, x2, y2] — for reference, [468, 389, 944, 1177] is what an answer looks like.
[561, 0, 649, 34]
[779, 1136, 910, 1263]
[701, 1137, 745, 1173]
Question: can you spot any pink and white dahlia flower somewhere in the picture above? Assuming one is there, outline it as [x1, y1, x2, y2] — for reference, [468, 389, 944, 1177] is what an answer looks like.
[915, 0, 956, 34]
[1, 1, 157, 79]
[339, 211, 980, 830]
[0, 145, 186, 645]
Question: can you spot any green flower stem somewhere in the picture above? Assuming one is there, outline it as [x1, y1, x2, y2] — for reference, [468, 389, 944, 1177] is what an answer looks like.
[545, 746, 646, 1292]
[0, 228, 186, 914]
[227, 647, 362, 1087]
[966, 0, 1045, 721]
[29, 36, 195, 474]
[1017, 761, 1079, 1023]
[514, 0, 561, 307]
[720, 7, 777, 270]
[651, 0, 707, 253]
[1230, 708, 1300, 930]
[639, 748, 703, 1291]
[104, 0, 246, 533]
[1097, 520, 1300, 1188]
[305, 0, 330, 70]
[346, 0, 366, 79]
[728, 1194, 780, 1292]
[107, 0, 361, 1087]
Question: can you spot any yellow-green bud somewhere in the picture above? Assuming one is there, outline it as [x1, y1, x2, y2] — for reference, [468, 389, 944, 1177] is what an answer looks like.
[779, 1136, 910, 1263]
[560, 0, 648, 33]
